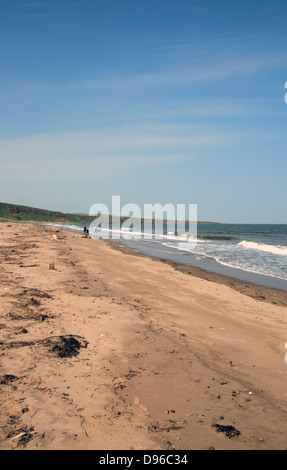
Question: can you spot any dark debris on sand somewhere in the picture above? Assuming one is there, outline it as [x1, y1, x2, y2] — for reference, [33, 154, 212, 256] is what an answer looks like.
[45, 335, 89, 358]
[212, 423, 241, 439]
[1, 335, 88, 358]
[0, 374, 20, 385]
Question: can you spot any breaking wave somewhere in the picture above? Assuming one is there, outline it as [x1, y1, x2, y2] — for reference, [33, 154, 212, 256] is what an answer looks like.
[238, 241, 287, 256]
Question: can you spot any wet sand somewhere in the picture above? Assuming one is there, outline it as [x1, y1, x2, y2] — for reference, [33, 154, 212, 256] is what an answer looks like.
[1, 223, 287, 450]
[110, 241, 287, 307]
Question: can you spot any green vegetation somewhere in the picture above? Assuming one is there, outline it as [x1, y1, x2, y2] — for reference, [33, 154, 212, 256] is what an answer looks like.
[0, 202, 95, 224]
[0, 202, 219, 225]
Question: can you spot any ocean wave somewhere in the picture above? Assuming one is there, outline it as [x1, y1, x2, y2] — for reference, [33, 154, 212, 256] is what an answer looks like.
[238, 240, 287, 256]
[91, 227, 197, 243]
[209, 255, 287, 280]
[163, 242, 287, 280]
[198, 235, 234, 240]
[48, 223, 83, 232]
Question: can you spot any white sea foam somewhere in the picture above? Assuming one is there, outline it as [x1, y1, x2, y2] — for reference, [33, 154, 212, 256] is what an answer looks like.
[92, 227, 196, 242]
[166, 239, 286, 280]
[163, 241, 287, 280]
[46, 223, 83, 232]
[238, 240, 287, 256]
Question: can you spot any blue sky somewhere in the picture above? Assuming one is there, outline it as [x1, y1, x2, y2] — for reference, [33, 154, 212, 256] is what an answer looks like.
[0, 0, 287, 222]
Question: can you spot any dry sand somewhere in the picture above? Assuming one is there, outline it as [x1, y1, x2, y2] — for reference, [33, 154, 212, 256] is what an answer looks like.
[0, 222, 287, 450]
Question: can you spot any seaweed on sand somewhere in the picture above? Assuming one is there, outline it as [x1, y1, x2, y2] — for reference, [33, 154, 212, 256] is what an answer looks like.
[212, 423, 241, 439]
[49, 335, 85, 358]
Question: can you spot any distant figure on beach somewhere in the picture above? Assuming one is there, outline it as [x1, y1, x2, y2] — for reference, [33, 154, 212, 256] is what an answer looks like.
[84, 226, 87, 234]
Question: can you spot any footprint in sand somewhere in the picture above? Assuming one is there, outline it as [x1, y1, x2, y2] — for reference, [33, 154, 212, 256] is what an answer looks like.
[117, 354, 129, 364]
[133, 396, 148, 414]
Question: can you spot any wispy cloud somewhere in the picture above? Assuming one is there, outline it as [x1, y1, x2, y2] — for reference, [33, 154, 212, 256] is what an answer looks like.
[0, 124, 240, 181]
[64, 50, 286, 97]
[2, 45, 285, 141]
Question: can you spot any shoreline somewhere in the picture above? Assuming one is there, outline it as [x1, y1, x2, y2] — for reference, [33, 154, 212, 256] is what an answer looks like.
[45, 222, 287, 293]
[1, 223, 287, 450]
[107, 240, 287, 308]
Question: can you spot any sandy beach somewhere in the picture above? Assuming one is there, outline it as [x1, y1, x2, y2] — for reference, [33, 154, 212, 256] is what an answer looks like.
[1, 222, 287, 450]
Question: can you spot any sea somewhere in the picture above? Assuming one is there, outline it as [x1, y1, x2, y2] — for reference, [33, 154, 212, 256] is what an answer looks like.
[48, 222, 287, 291]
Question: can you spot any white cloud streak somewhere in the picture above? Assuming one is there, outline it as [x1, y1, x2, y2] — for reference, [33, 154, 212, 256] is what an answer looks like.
[0, 124, 237, 181]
